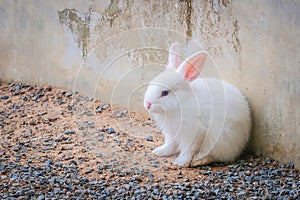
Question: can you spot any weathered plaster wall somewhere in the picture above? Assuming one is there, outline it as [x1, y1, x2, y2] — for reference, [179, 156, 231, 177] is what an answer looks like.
[0, 0, 299, 168]
[233, 0, 299, 168]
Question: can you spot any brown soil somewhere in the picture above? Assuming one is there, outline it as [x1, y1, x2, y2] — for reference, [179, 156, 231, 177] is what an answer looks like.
[0, 82, 225, 184]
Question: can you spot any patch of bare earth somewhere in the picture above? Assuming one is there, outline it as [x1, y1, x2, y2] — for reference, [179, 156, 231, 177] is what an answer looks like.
[0, 82, 209, 180]
[0, 81, 299, 199]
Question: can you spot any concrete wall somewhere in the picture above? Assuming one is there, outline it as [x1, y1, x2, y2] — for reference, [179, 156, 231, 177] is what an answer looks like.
[0, 0, 299, 168]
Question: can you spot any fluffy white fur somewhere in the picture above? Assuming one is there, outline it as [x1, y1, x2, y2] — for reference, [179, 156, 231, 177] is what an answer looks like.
[144, 43, 251, 167]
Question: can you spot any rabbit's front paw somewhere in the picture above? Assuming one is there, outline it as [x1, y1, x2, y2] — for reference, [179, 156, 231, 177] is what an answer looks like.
[152, 146, 164, 156]
[152, 146, 169, 156]
[152, 144, 177, 157]
[173, 155, 192, 167]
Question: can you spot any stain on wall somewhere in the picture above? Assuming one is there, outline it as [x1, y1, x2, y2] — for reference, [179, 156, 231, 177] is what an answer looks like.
[103, 0, 127, 27]
[58, 8, 92, 58]
[181, 0, 193, 40]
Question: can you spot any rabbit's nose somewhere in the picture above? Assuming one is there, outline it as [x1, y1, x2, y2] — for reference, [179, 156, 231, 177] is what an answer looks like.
[146, 101, 152, 109]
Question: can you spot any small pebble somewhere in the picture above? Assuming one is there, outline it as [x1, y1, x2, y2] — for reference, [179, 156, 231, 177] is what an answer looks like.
[45, 160, 52, 168]
[286, 162, 294, 169]
[64, 92, 73, 97]
[106, 128, 115, 134]
[116, 110, 127, 118]
[64, 130, 75, 135]
[84, 168, 94, 174]
[146, 136, 153, 141]
[142, 122, 151, 126]
[70, 160, 78, 166]
[245, 170, 251, 176]
[151, 163, 159, 168]
[37, 195, 45, 200]
[1, 95, 9, 99]
[101, 104, 110, 110]
[29, 120, 36, 125]
[95, 107, 102, 113]
[15, 84, 22, 91]
[0, 164, 6, 171]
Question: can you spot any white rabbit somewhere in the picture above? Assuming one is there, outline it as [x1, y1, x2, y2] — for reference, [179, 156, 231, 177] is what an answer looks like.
[144, 43, 251, 167]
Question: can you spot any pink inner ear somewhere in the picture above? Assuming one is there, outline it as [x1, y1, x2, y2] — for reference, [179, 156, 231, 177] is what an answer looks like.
[184, 64, 199, 81]
[183, 53, 207, 81]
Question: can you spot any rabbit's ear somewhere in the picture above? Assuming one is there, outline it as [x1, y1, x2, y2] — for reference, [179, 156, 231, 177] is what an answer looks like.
[177, 51, 207, 81]
[167, 43, 182, 69]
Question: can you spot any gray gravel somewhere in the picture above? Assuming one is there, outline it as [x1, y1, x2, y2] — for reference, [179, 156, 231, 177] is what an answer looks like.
[0, 158, 299, 199]
[0, 81, 299, 199]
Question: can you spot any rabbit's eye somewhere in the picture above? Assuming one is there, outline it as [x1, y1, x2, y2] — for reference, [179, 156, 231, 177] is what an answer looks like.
[161, 90, 169, 97]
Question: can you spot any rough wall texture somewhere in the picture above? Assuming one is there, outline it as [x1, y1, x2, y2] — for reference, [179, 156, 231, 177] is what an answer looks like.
[233, 0, 299, 168]
[0, 0, 299, 168]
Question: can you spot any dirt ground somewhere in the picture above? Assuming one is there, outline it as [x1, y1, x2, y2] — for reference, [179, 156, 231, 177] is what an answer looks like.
[0, 81, 215, 182]
[1, 81, 299, 199]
